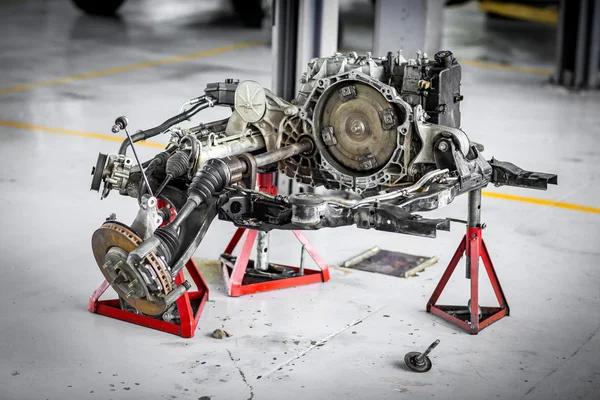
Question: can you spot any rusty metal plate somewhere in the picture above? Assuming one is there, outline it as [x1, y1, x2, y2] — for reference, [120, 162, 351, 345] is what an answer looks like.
[342, 247, 438, 278]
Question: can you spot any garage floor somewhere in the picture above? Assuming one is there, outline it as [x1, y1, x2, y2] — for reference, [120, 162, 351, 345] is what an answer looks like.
[1, 1, 599, 400]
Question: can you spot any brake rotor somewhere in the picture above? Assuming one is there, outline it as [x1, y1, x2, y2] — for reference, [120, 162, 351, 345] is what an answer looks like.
[91, 222, 173, 316]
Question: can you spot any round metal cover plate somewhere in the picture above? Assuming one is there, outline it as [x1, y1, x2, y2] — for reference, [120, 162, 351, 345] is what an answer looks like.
[235, 80, 267, 123]
[316, 82, 398, 175]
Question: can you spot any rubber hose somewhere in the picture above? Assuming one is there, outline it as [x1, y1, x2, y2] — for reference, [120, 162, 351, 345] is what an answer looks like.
[118, 101, 210, 155]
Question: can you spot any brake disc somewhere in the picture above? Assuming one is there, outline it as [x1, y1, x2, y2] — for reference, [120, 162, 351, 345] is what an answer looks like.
[91, 222, 173, 316]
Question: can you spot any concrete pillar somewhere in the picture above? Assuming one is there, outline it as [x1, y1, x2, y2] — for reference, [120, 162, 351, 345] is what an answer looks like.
[373, 0, 444, 58]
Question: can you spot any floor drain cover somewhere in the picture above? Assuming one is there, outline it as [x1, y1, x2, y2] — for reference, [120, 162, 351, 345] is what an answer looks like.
[342, 247, 438, 278]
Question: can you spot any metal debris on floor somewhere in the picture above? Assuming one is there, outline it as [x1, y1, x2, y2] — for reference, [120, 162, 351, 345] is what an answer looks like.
[212, 329, 231, 339]
[342, 247, 439, 278]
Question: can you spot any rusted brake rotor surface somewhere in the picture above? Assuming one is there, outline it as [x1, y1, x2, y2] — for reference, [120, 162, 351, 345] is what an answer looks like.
[91, 222, 173, 316]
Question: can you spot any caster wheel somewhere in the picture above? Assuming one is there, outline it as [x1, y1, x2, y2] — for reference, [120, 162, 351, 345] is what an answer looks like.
[404, 351, 433, 373]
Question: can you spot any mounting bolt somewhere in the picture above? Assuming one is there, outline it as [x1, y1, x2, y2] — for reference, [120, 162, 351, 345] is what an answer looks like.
[438, 141, 449, 152]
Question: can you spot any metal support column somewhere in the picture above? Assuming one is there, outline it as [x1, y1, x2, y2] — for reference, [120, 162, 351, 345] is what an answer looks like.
[271, 0, 339, 195]
[553, 0, 600, 89]
[373, 0, 444, 58]
[466, 189, 482, 279]
[272, 0, 299, 101]
[255, 231, 270, 271]
[272, 0, 339, 100]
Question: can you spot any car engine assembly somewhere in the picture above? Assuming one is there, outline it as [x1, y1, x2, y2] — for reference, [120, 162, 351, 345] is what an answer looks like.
[90, 50, 557, 318]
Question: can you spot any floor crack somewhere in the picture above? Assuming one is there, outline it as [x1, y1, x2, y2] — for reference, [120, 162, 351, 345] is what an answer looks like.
[520, 324, 600, 399]
[227, 349, 254, 400]
[262, 305, 387, 379]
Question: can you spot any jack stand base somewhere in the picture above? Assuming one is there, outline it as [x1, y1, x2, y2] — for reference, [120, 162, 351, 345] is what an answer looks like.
[221, 228, 330, 297]
[426, 226, 510, 334]
[88, 259, 209, 338]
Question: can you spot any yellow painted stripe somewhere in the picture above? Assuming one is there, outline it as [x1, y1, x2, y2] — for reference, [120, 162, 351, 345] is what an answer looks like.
[479, 1, 558, 25]
[482, 191, 600, 214]
[460, 59, 552, 76]
[1, 118, 597, 215]
[0, 119, 164, 148]
[0, 41, 263, 95]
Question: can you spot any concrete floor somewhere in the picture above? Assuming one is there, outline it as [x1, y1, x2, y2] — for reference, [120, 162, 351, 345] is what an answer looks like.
[0, 1, 599, 400]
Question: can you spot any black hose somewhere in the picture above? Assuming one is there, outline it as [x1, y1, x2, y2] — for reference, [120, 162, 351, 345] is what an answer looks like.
[118, 99, 211, 155]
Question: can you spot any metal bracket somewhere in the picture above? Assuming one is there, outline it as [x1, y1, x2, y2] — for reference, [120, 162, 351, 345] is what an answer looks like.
[378, 108, 397, 130]
[489, 158, 558, 190]
[359, 154, 378, 170]
[338, 85, 357, 102]
[321, 126, 337, 146]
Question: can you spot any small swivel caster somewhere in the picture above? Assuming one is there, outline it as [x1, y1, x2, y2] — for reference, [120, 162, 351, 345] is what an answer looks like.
[404, 339, 440, 373]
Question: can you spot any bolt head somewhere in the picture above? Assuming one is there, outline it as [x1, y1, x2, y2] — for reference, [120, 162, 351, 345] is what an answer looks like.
[438, 141, 449, 152]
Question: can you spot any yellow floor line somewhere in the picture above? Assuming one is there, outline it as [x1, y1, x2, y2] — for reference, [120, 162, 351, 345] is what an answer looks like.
[479, 1, 558, 25]
[482, 191, 600, 214]
[0, 120, 164, 148]
[1, 119, 596, 215]
[460, 59, 552, 76]
[0, 41, 263, 95]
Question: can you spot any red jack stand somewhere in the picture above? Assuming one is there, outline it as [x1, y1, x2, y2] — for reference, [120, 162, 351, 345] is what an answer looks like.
[88, 259, 209, 338]
[221, 173, 330, 297]
[426, 189, 510, 334]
